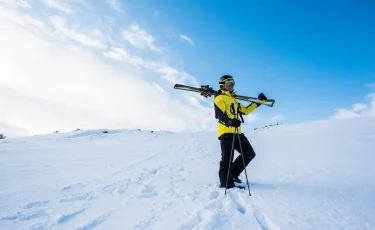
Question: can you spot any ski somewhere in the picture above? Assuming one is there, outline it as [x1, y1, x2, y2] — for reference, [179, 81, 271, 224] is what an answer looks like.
[174, 84, 275, 107]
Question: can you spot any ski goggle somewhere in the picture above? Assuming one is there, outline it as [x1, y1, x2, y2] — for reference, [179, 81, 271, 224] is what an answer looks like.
[223, 78, 235, 86]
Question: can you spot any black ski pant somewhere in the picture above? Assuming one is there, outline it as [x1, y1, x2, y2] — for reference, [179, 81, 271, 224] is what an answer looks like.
[218, 133, 256, 188]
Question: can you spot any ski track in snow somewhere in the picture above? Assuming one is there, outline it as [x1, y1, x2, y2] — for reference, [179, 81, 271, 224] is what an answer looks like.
[1, 119, 375, 229]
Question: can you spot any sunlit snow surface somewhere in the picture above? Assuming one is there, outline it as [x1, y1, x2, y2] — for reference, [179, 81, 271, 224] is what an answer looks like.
[1, 117, 375, 229]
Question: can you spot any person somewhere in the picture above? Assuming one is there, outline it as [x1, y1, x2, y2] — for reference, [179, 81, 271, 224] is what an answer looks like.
[213, 75, 267, 189]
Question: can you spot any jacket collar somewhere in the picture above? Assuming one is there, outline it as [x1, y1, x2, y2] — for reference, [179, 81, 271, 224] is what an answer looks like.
[222, 90, 236, 97]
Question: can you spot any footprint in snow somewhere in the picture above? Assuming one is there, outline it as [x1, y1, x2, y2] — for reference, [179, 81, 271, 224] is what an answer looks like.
[179, 207, 230, 230]
[149, 168, 158, 174]
[252, 206, 280, 230]
[178, 211, 202, 230]
[59, 192, 95, 203]
[227, 192, 247, 215]
[57, 209, 85, 224]
[62, 186, 72, 191]
[135, 168, 158, 182]
[204, 200, 223, 211]
[137, 186, 158, 198]
[102, 182, 131, 194]
[61, 182, 84, 192]
[0, 209, 47, 221]
[1, 200, 49, 221]
[102, 183, 118, 194]
[116, 180, 131, 194]
[24, 200, 49, 209]
[209, 190, 219, 200]
[170, 174, 186, 183]
[75, 213, 109, 230]
[30, 221, 47, 230]
[135, 215, 157, 230]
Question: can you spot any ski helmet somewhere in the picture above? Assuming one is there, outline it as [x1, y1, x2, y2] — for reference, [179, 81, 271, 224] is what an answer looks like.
[219, 75, 235, 89]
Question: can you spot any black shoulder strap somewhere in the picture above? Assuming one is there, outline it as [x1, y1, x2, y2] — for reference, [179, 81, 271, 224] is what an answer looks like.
[230, 103, 245, 123]
[214, 89, 222, 98]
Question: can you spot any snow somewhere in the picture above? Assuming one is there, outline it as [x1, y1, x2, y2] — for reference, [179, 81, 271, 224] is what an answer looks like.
[1, 117, 375, 230]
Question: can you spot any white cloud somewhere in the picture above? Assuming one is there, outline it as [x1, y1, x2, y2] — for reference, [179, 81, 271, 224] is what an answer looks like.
[103, 48, 124, 61]
[41, 0, 72, 14]
[352, 104, 367, 112]
[0, 8, 213, 136]
[90, 28, 104, 39]
[122, 25, 161, 52]
[66, 0, 90, 8]
[0, 9, 45, 36]
[102, 47, 143, 68]
[106, 0, 122, 12]
[180, 34, 194, 46]
[153, 82, 165, 93]
[0, 0, 30, 8]
[103, 47, 199, 86]
[332, 109, 362, 119]
[50, 15, 106, 48]
[331, 89, 375, 119]
[244, 113, 259, 123]
[241, 113, 260, 132]
[151, 63, 198, 86]
[271, 113, 285, 121]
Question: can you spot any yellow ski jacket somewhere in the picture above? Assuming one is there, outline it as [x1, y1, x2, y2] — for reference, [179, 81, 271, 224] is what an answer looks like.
[214, 90, 258, 138]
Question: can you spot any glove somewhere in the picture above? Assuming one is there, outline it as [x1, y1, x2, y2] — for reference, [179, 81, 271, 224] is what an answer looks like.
[228, 119, 241, 127]
[253, 93, 268, 106]
[258, 93, 267, 101]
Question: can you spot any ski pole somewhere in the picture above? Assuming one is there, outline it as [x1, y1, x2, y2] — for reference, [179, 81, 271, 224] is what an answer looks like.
[236, 128, 251, 196]
[225, 103, 251, 196]
[225, 129, 237, 195]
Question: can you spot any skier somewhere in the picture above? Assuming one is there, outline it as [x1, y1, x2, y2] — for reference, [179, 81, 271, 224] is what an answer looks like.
[214, 75, 267, 189]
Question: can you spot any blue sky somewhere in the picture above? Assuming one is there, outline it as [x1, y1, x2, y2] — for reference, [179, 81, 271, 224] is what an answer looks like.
[0, 0, 374, 136]
[135, 0, 375, 126]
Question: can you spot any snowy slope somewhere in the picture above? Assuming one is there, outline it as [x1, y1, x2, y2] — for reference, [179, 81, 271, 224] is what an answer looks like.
[1, 117, 375, 230]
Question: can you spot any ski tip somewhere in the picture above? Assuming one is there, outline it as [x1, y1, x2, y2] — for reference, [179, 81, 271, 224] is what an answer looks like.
[173, 84, 181, 88]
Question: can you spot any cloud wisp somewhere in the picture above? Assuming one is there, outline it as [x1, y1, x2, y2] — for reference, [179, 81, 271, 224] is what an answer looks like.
[179, 34, 194, 46]
[41, 0, 72, 14]
[122, 25, 161, 52]
[331, 85, 375, 119]
[50, 15, 106, 48]
[105, 0, 122, 12]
